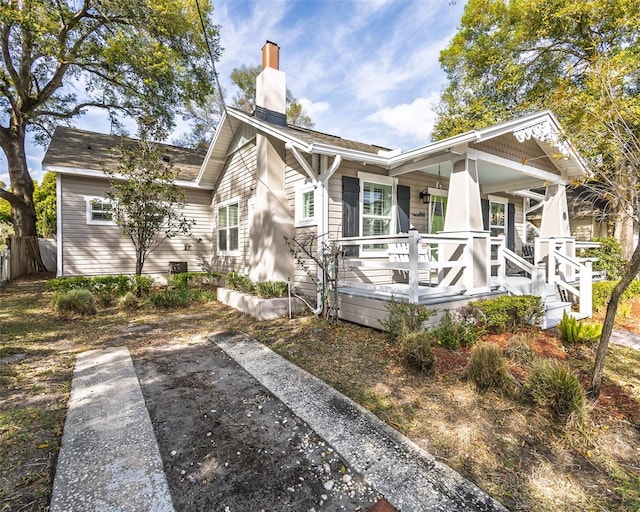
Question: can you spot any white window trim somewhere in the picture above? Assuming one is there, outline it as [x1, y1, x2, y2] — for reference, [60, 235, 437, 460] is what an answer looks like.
[84, 196, 115, 225]
[295, 182, 318, 227]
[217, 196, 240, 257]
[488, 194, 508, 237]
[357, 171, 397, 256]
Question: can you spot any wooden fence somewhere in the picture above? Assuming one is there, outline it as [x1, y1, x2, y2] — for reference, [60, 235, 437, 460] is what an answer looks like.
[0, 236, 56, 283]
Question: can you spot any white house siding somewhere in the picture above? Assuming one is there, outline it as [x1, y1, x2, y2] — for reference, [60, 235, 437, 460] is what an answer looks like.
[284, 152, 318, 303]
[58, 174, 212, 282]
[211, 142, 257, 274]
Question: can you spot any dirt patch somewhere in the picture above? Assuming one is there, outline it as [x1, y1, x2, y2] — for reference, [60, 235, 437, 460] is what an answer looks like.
[133, 339, 382, 511]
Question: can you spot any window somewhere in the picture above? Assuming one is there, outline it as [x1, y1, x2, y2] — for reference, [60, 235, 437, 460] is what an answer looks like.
[427, 188, 448, 234]
[218, 200, 239, 254]
[360, 173, 394, 252]
[85, 197, 115, 225]
[295, 184, 316, 226]
[488, 195, 508, 237]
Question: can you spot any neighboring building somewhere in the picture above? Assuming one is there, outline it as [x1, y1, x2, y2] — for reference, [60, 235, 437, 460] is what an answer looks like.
[44, 41, 593, 327]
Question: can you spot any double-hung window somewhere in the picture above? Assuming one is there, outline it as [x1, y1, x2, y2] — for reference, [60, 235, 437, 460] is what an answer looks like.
[360, 173, 394, 252]
[86, 197, 115, 225]
[295, 183, 316, 227]
[218, 199, 239, 255]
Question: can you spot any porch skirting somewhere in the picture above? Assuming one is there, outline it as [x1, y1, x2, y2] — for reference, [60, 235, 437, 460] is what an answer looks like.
[337, 288, 506, 331]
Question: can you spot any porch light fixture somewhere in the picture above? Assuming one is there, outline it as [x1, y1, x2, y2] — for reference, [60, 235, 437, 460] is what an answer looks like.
[419, 189, 429, 204]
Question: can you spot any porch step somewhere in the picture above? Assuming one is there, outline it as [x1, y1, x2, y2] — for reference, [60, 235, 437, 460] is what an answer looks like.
[540, 301, 572, 329]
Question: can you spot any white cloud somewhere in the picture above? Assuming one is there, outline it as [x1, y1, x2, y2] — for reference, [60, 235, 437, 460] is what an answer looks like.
[298, 97, 329, 118]
[366, 93, 440, 141]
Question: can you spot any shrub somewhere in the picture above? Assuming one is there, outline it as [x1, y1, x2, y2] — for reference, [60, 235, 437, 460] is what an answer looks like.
[47, 276, 93, 293]
[527, 359, 586, 423]
[465, 344, 510, 391]
[132, 275, 154, 296]
[53, 289, 96, 316]
[431, 310, 479, 350]
[580, 236, 626, 280]
[379, 296, 436, 340]
[470, 295, 543, 333]
[118, 292, 140, 311]
[504, 333, 535, 364]
[147, 288, 192, 308]
[255, 280, 289, 298]
[618, 301, 632, 317]
[168, 271, 220, 290]
[46, 275, 154, 298]
[592, 279, 640, 313]
[225, 272, 255, 294]
[400, 331, 435, 374]
[558, 311, 602, 345]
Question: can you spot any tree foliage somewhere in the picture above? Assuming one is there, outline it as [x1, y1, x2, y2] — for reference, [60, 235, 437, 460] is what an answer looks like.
[34, 172, 56, 238]
[434, 0, 640, 144]
[434, 0, 640, 399]
[0, 0, 219, 266]
[105, 140, 194, 275]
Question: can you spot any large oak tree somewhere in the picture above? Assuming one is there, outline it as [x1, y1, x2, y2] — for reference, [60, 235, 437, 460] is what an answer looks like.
[434, 0, 640, 398]
[0, 0, 220, 268]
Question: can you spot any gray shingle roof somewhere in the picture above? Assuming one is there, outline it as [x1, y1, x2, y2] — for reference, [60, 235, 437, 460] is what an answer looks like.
[42, 126, 206, 181]
[281, 123, 391, 154]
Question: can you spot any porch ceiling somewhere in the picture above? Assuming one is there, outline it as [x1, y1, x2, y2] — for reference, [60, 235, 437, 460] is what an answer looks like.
[405, 152, 558, 195]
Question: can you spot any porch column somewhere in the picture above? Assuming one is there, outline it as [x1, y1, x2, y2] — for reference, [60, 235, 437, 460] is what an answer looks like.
[540, 183, 571, 237]
[539, 183, 574, 281]
[439, 158, 490, 294]
[443, 158, 483, 231]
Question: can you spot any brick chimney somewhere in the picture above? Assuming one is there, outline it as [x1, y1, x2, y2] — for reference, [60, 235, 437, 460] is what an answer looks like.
[255, 41, 287, 126]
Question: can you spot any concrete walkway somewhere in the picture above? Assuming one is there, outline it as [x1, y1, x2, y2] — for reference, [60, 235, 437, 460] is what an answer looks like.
[611, 329, 640, 351]
[211, 331, 508, 512]
[50, 347, 174, 512]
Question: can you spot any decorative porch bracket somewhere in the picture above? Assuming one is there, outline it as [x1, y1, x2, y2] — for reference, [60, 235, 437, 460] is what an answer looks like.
[513, 120, 572, 159]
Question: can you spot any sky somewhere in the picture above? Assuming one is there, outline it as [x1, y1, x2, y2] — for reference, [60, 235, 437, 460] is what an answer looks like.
[4, 0, 467, 187]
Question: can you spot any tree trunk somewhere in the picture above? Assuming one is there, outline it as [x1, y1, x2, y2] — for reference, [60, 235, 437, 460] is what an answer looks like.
[0, 127, 46, 272]
[614, 206, 635, 260]
[589, 239, 640, 398]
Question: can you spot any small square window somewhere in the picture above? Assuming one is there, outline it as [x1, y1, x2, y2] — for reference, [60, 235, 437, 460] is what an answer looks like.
[295, 184, 317, 227]
[86, 197, 115, 225]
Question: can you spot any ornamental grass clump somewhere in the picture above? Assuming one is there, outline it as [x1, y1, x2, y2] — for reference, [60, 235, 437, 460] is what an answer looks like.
[465, 344, 510, 392]
[527, 359, 586, 424]
[52, 288, 96, 316]
[400, 331, 436, 375]
[118, 292, 141, 311]
[504, 332, 536, 364]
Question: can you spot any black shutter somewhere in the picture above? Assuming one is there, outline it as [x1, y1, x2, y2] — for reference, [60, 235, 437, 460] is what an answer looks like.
[481, 198, 490, 231]
[396, 185, 410, 234]
[507, 203, 516, 251]
[342, 176, 360, 256]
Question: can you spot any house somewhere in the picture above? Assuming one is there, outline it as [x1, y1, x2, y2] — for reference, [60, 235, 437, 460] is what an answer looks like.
[43, 129, 212, 281]
[45, 41, 594, 328]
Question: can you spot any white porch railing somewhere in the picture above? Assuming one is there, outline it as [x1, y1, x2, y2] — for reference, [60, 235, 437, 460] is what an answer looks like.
[536, 237, 594, 317]
[335, 230, 492, 303]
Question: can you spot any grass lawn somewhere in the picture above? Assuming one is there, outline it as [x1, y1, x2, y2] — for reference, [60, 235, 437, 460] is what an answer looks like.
[1, 274, 639, 512]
